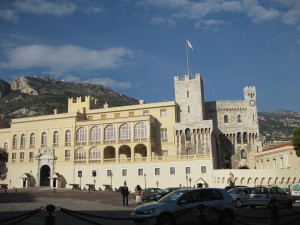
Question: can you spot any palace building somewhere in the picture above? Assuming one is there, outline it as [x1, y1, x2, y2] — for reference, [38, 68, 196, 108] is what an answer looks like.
[0, 72, 274, 191]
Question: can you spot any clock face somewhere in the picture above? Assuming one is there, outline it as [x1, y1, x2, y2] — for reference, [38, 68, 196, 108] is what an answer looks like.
[249, 100, 256, 106]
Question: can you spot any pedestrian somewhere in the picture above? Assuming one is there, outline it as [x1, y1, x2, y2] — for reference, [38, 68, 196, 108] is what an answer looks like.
[135, 185, 142, 206]
[121, 182, 129, 206]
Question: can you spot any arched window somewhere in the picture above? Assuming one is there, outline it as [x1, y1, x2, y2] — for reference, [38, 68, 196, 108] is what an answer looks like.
[186, 148, 192, 155]
[20, 134, 26, 147]
[119, 123, 131, 139]
[241, 149, 247, 159]
[134, 122, 147, 138]
[76, 127, 86, 142]
[75, 147, 86, 160]
[90, 126, 100, 141]
[243, 132, 247, 143]
[89, 147, 101, 160]
[12, 134, 18, 148]
[185, 128, 191, 141]
[224, 115, 229, 123]
[30, 133, 35, 147]
[237, 115, 242, 123]
[237, 132, 241, 143]
[53, 131, 59, 145]
[224, 150, 230, 160]
[104, 125, 116, 140]
[65, 130, 71, 144]
[3, 142, 8, 150]
[41, 132, 47, 146]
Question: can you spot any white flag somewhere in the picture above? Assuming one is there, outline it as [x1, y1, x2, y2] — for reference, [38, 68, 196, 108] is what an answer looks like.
[187, 39, 193, 50]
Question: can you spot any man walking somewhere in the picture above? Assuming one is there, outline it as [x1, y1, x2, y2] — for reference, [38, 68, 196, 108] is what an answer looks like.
[121, 181, 129, 206]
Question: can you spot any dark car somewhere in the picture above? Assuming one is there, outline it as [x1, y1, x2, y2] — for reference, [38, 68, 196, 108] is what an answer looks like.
[141, 187, 162, 201]
[148, 187, 182, 202]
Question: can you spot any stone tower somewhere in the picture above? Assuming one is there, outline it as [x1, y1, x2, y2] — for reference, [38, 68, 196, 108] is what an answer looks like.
[174, 73, 206, 123]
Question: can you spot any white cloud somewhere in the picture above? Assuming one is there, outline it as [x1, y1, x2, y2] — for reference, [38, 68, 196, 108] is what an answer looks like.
[150, 16, 176, 26]
[0, 44, 135, 73]
[63, 75, 133, 89]
[13, 0, 78, 16]
[0, 9, 19, 23]
[242, 0, 280, 23]
[282, 8, 300, 26]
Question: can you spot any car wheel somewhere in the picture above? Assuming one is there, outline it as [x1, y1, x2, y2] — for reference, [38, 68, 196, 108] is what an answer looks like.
[235, 199, 242, 208]
[157, 214, 174, 225]
[220, 210, 234, 225]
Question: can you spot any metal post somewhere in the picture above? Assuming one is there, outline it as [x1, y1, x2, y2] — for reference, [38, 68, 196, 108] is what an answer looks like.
[44, 204, 56, 225]
[144, 174, 147, 188]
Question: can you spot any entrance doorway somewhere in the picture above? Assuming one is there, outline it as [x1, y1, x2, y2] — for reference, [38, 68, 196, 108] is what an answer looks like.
[40, 165, 50, 186]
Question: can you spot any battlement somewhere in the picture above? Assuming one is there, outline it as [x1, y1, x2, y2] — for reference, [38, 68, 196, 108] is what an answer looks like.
[68, 96, 99, 113]
[243, 86, 256, 100]
[174, 73, 202, 82]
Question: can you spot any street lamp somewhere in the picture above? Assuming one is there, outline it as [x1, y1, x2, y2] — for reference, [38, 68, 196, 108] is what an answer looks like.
[110, 172, 113, 190]
[156, 181, 159, 188]
[144, 173, 147, 188]
[189, 177, 192, 187]
[229, 172, 234, 186]
[186, 175, 188, 187]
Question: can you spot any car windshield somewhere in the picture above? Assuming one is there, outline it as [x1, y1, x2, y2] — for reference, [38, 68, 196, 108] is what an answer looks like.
[228, 188, 243, 194]
[158, 189, 188, 202]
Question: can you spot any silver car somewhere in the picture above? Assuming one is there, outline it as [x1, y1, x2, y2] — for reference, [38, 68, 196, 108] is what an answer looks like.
[131, 188, 235, 225]
[228, 187, 252, 208]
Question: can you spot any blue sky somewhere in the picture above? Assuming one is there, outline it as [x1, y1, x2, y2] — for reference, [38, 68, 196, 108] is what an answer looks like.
[0, 0, 299, 112]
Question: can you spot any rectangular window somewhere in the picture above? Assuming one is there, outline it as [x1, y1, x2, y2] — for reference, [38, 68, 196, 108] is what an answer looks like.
[188, 106, 190, 113]
[201, 166, 207, 174]
[187, 90, 189, 98]
[122, 169, 127, 176]
[65, 150, 70, 161]
[129, 111, 134, 117]
[101, 114, 106, 119]
[138, 168, 144, 176]
[280, 157, 284, 168]
[143, 110, 149, 115]
[29, 152, 34, 162]
[107, 170, 112, 177]
[155, 168, 160, 176]
[92, 170, 97, 177]
[185, 166, 191, 174]
[114, 113, 120, 118]
[170, 167, 175, 175]
[161, 129, 168, 140]
[160, 109, 167, 117]
[12, 152, 16, 160]
[20, 152, 24, 161]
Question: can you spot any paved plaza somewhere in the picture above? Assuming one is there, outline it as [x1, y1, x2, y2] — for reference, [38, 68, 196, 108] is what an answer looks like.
[0, 187, 135, 225]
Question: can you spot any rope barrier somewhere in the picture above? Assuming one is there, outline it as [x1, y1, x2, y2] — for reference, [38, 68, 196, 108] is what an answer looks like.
[6, 209, 41, 225]
[0, 208, 41, 223]
[60, 208, 104, 225]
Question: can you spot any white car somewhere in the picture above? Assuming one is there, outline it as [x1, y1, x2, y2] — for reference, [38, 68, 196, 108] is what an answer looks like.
[249, 185, 292, 209]
[131, 188, 235, 225]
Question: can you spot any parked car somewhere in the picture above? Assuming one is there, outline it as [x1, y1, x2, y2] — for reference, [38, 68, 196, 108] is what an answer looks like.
[131, 188, 235, 225]
[249, 185, 292, 209]
[228, 187, 252, 208]
[225, 185, 247, 191]
[290, 183, 300, 202]
[141, 188, 162, 201]
[147, 187, 182, 202]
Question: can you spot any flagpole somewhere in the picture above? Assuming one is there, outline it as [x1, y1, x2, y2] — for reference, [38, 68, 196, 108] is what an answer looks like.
[186, 38, 190, 77]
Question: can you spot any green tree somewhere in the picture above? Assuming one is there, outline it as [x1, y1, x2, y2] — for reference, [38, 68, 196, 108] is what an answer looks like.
[0, 148, 8, 163]
[292, 127, 300, 157]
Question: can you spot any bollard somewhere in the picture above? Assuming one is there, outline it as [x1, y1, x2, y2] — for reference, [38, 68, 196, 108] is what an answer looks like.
[45, 204, 56, 225]
[269, 197, 281, 225]
[53, 188, 56, 193]
[15, 188, 17, 193]
[196, 204, 206, 225]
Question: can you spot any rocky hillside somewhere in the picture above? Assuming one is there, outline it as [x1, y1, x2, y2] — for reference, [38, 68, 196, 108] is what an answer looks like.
[0, 76, 299, 142]
[258, 110, 300, 143]
[0, 76, 139, 126]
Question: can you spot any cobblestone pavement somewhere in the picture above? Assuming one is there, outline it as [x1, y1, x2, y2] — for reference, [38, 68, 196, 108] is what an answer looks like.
[0, 187, 136, 225]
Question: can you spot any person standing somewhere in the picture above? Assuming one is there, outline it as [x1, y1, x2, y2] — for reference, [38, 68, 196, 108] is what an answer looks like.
[121, 182, 129, 206]
[135, 185, 142, 206]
